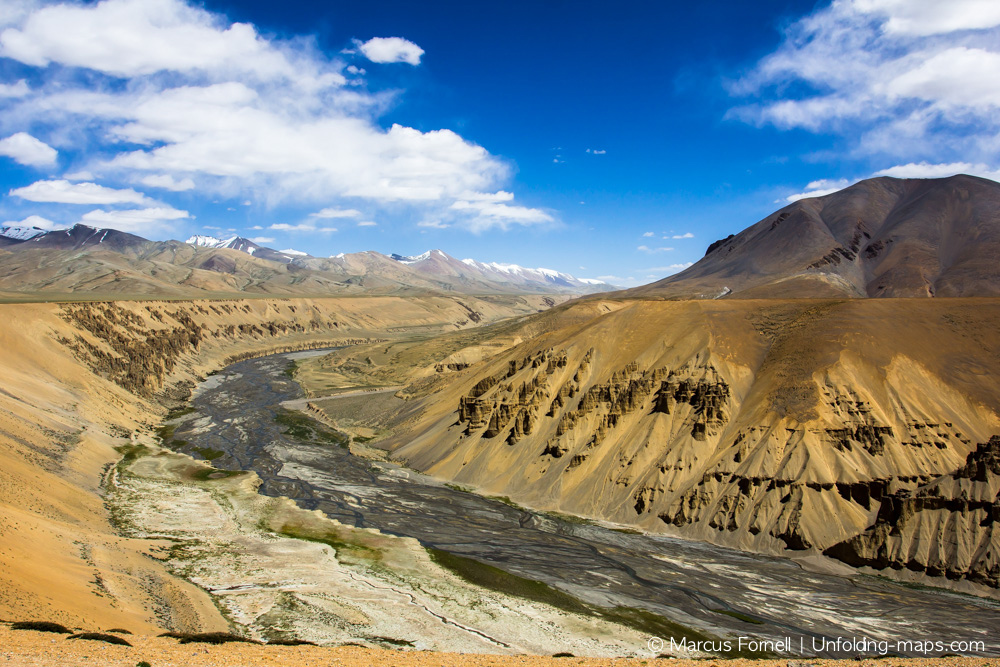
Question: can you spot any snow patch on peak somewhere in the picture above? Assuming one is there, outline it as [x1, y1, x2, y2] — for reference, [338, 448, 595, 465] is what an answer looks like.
[0, 225, 47, 241]
[457, 257, 608, 288]
[392, 251, 432, 264]
[186, 235, 233, 248]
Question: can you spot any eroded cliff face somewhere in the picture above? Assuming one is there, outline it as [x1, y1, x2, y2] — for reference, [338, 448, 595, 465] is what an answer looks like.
[0, 294, 558, 630]
[824, 436, 1000, 587]
[385, 298, 1000, 592]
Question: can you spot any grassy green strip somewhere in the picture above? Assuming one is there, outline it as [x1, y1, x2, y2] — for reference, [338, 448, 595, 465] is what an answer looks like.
[274, 409, 349, 449]
[712, 609, 765, 625]
[193, 447, 225, 461]
[427, 548, 773, 658]
[276, 523, 382, 562]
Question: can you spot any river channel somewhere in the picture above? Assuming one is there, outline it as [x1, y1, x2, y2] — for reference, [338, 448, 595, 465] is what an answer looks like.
[166, 350, 1000, 658]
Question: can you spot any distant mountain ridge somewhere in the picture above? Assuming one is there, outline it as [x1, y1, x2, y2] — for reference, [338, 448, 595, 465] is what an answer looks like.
[628, 174, 1000, 299]
[387, 248, 608, 293]
[0, 224, 612, 298]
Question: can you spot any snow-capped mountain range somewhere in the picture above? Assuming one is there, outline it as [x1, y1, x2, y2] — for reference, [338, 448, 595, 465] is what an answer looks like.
[184, 238, 610, 292]
[387, 249, 609, 291]
[0, 225, 612, 295]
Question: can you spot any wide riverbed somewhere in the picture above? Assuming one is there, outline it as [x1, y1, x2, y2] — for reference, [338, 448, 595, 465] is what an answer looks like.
[168, 351, 1000, 658]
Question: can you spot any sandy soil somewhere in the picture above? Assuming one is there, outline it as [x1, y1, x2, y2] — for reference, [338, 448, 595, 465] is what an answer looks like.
[1, 626, 996, 667]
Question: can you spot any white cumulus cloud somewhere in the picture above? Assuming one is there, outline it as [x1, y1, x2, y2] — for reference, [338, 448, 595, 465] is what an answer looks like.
[730, 0, 1000, 164]
[0, 0, 342, 88]
[854, 0, 1000, 36]
[141, 174, 195, 191]
[79, 205, 189, 233]
[2, 214, 58, 229]
[0, 79, 29, 97]
[358, 37, 424, 65]
[784, 178, 851, 202]
[449, 197, 553, 232]
[10, 179, 155, 205]
[269, 222, 337, 232]
[873, 161, 1000, 181]
[310, 207, 362, 218]
[0, 132, 57, 166]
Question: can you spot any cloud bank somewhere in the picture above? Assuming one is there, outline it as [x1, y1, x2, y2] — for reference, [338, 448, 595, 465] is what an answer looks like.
[730, 0, 1000, 174]
[0, 0, 549, 235]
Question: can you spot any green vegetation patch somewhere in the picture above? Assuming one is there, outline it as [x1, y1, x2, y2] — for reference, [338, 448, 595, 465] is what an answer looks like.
[428, 548, 595, 617]
[274, 409, 349, 449]
[277, 522, 383, 563]
[165, 406, 197, 420]
[187, 467, 246, 482]
[193, 447, 225, 461]
[155, 423, 176, 443]
[487, 495, 527, 511]
[114, 444, 150, 466]
[427, 549, 770, 659]
[711, 609, 765, 625]
[543, 510, 596, 526]
[283, 360, 299, 379]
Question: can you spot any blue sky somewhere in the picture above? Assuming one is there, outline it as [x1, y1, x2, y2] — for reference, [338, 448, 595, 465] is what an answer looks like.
[1, 0, 999, 286]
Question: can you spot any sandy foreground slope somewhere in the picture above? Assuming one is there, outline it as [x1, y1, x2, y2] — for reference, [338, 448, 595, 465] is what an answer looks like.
[3, 626, 996, 667]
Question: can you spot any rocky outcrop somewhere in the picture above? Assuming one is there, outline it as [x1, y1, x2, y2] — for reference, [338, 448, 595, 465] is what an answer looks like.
[56, 301, 362, 398]
[824, 436, 1000, 587]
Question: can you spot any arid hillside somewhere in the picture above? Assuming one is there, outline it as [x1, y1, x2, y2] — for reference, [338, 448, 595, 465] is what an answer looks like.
[629, 175, 1000, 299]
[0, 294, 559, 632]
[347, 297, 1000, 593]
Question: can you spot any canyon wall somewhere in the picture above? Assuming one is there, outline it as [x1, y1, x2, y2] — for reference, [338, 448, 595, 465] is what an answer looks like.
[384, 298, 1000, 593]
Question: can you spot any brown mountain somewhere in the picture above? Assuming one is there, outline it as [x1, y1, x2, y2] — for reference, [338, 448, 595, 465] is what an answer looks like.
[629, 174, 1000, 299]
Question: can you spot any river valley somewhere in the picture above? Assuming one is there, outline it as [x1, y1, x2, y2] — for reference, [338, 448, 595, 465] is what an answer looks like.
[164, 350, 1000, 658]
